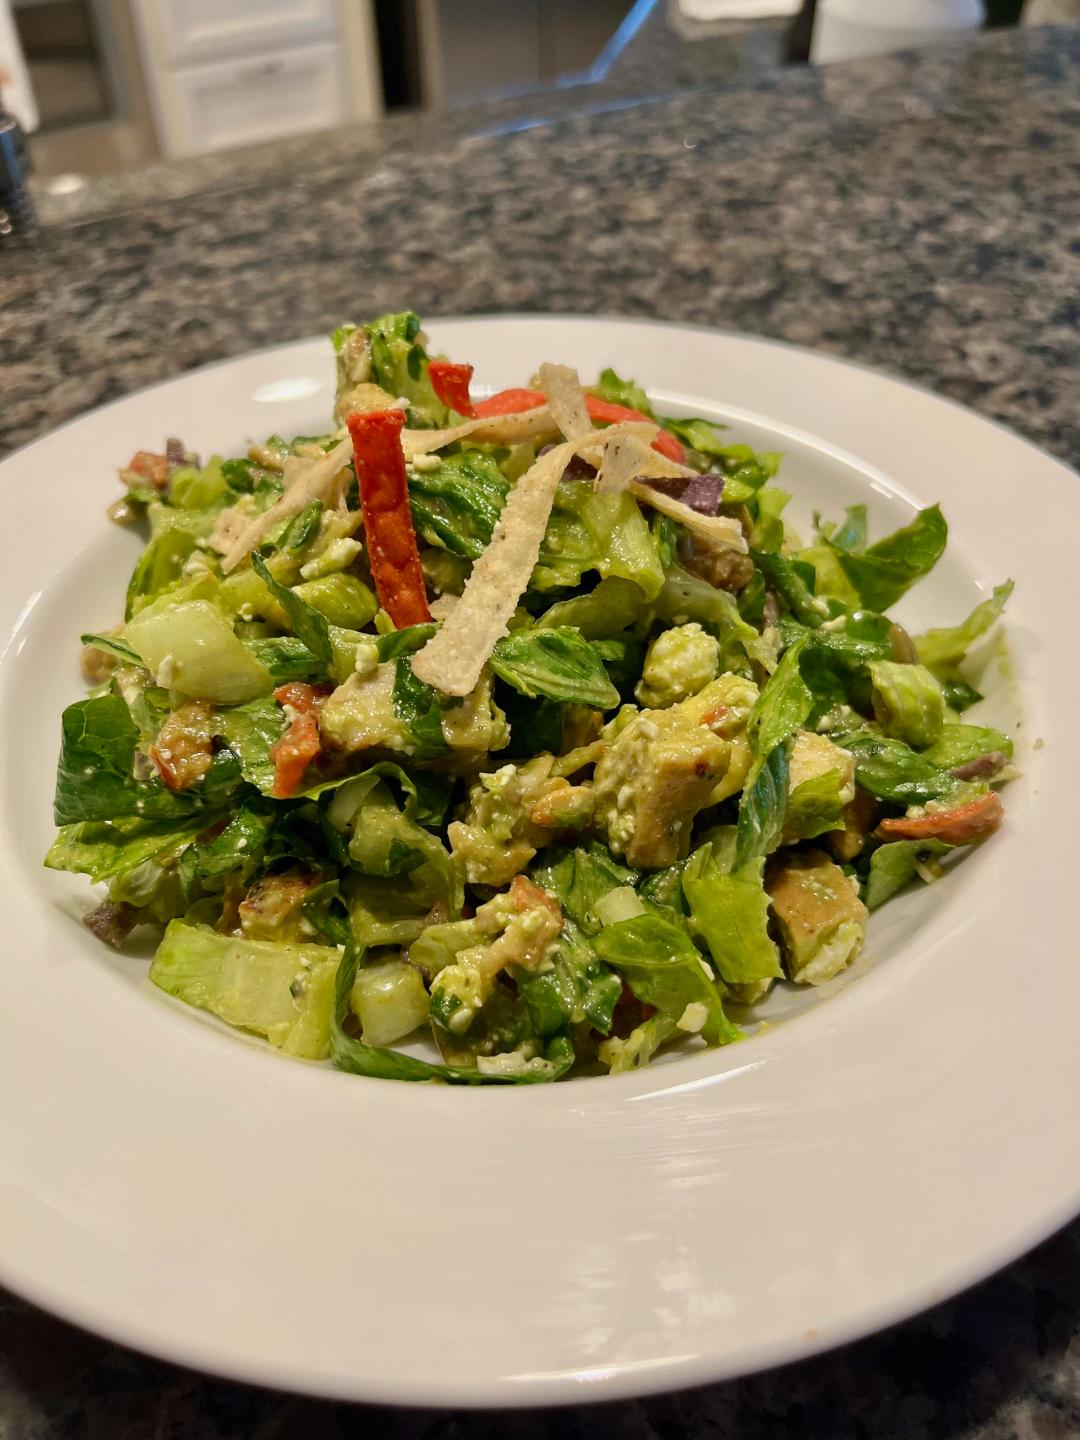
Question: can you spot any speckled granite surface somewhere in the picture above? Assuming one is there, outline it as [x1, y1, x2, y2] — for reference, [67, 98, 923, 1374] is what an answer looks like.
[1, 16, 1078, 1436]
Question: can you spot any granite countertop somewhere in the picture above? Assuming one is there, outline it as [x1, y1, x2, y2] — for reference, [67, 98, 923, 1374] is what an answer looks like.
[1, 14, 1078, 1436]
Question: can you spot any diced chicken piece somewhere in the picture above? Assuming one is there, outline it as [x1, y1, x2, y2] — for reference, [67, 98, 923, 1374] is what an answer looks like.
[765, 849, 868, 985]
[828, 787, 881, 863]
[592, 706, 731, 869]
[150, 700, 215, 791]
[239, 872, 320, 943]
[449, 754, 578, 886]
[788, 731, 856, 803]
[680, 673, 759, 804]
[428, 876, 563, 1035]
[80, 640, 118, 686]
[320, 663, 508, 760]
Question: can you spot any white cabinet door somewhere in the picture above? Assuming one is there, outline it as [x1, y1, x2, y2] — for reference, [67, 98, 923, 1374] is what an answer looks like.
[170, 43, 346, 155]
[159, 0, 337, 64]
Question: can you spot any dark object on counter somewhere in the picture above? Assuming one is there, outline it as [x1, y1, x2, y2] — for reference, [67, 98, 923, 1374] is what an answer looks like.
[782, 0, 819, 63]
[985, 0, 1027, 23]
[0, 108, 37, 242]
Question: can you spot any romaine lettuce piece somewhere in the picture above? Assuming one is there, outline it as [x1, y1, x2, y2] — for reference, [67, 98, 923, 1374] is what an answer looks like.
[53, 695, 206, 826]
[149, 921, 340, 1059]
[408, 451, 509, 560]
[292, 573, 376, 631]
[593, 913, 740, 1045]
[682, 831, 783, 987]
[868, 660, 946, 749]
[922, 723, 1012, 770]
[46, 813, 209, 882]
[914, 581, 1013, 674]
[864, 839, 956, 910]
[124, 600, 273, 703]
[832, 505, 947, 612]
[489, 627, 620, 709]
[349, 959, 430, 1047]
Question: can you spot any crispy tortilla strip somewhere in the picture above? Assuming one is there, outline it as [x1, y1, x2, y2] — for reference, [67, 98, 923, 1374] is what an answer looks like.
[411, 423, 639, 697]
[218, 435, 353, 571]
[402, 407, 557, 459]
[628, 479, 747, 552]
[592, 425, 687, 493]
[538, 362, 592, 441]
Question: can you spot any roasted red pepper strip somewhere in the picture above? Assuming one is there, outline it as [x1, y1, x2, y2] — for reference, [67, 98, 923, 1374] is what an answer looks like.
[347, 409, 433, 629]
[471, 387, 686, 464]
[876, 791, 1004, 846]
[270, 682, 329, 799]
[472, 387, 546, 418]
[428, 360, 477, 417]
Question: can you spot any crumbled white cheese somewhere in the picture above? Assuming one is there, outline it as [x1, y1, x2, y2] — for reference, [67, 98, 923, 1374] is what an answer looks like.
[409, 453, 441, 473]
[156, 654, 177, 686]
[677, 1002, 708, 1034]
[238, 602, 256, 622]
[300, 537, 361, 580]
[353, 641, 380, 678]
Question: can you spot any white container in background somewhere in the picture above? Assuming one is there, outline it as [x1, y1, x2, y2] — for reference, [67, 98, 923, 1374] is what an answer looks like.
[812, 0, 984, 64]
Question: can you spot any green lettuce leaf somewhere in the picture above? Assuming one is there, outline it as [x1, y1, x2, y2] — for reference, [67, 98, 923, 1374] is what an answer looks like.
[750, 549, 826, 628]
[392, 656, 451, 761]
[786, 769, 846, 841]
[682, 832, 783, 987]
[532, 843, 638, 937]
[363, 311, 448, 427]
[833, 505, 947, 611]
[536, 576, 644, 638]
[251, 553, 332, 668]
[150, 920, 339, 1059]
[54, 695, 202, 826]
[213, 697, 286, 794]
[408, 451, 509, 560]
[46, 812, 211, 882]
[868, 660, 946, 748]
[533, 481, 664, 599]
[840, 730, 964, 805]
[243, 636, 322, 682]
[914, 581, 1014, 674]
[864, 839, 956, 910]
[735, 742, 790, 868]
[490, 627, 620, 709]
[593, 913, 740, 1045]
[80, 632, 143, 668]
[591, 367, 653, 415]
[922, 723, 1013, 769]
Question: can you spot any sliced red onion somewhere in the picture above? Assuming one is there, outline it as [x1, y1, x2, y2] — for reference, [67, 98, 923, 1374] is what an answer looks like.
[950, 752, 1008, 781]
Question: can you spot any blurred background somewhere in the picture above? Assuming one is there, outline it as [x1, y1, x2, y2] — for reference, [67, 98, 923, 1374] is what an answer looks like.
[0, 0, 1058, 191]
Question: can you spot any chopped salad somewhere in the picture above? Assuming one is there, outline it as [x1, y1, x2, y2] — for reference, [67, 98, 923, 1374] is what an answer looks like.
[47, 312, 1015, 1082]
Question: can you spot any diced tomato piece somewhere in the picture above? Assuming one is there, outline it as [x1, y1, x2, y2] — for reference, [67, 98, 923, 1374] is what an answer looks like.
[471, 387, 546, 419]
[877, 791, 1004, 845]
[126, 450, 169, 489]
[428, 360, 477, 417]
[270, 683, 329, 798]
[347, 409, 432, 629]
[149, 700, 214, 791]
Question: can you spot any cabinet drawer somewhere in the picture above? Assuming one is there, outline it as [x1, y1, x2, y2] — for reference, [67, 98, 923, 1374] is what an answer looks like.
[171, 44, 346, 155]
[159, 0, 336, 63]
